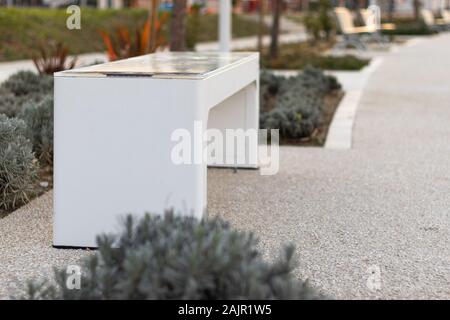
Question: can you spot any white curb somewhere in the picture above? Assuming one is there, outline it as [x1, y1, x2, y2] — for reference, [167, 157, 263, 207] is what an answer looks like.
[324, 57, 383, 150]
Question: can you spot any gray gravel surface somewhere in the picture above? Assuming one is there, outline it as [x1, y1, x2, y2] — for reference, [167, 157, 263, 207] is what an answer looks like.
[209, 34, 450, 299]
[1, 34, 450, 299]
[0, 192, 91, 299]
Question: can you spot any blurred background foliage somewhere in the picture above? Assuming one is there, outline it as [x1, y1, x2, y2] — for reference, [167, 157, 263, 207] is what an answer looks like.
[0, 7, 268, 61]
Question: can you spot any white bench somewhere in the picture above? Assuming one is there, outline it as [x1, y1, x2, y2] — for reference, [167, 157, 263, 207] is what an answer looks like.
[53, 52, 259, 247]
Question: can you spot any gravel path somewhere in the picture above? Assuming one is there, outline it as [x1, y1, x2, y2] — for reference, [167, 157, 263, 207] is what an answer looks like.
[209, 33, 450, 299]
[0, 192, 90, 299]
[1, 34, 450, 299]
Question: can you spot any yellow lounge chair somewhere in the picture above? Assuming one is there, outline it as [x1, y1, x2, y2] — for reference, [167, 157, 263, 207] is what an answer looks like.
[441, 9, 450, 25]
[360, 8, 395, 45]
[334, 7, 373, 50]
[421, 9, 447, 31]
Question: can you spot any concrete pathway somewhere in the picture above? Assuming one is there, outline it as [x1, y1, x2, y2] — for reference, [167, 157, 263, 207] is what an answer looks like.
[209, 33, 450, 299]
[1, 33, 450, 299]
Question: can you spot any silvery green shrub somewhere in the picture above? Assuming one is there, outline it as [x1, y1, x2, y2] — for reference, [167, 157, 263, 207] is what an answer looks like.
[260, 70, 284, 112]
[24, 213, 322, 300]
[260, 66, 341, 139]
[0, 88, 19, 118]
[0, 114, 38, 211]
[0, 70, 53, 97]
[19, 95, 53, 165]
[262, 91, 321, 138]
[0, 71, 53, 118]
[0, 88, 46, 118]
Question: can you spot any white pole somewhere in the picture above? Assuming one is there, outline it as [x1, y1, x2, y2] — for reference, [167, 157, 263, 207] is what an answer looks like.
[219, 0, 232, 52]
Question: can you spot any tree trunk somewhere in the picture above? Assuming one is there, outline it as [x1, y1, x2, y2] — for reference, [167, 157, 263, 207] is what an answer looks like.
[269, 0, 282, 61]
[257, 0, 265, 52]
[413, 0, 421, 21]
[148, 0, 159, 52]
[170, 0, 188, 51]
[387, 0, 395, 21]
[302, 0, 310, 11]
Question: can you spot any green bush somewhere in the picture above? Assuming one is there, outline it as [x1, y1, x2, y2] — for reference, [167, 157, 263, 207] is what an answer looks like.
[0, 88, 19, 117]
[0, 71, 53, 118]
[186, 3, 202, 50]
[382, 19, 437, 35]
[19, 95, 53, 165]
[265, 51, 370, 71]
[262, 95, 322, 138]
[261, 42, 370, 71]
[0, 71, 53, 96]
[0, 114, 38, 211]
[318, 0, 334, 40]
[259, 70, 285, 111]
[303, 0, 334, 42]
[23, 212, 322, 300]
[305, 55, 370, 71]
[303, 15, 323, 42]
[260, 66, 340, 140]
[0, 8, 267, 62]
[0, 89, 46, 118]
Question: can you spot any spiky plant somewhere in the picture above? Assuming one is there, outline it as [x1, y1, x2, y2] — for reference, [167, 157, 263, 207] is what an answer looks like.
[23, 212, 323, 300]
[32, 42, 77, 75]
[0, 115, 38, 211]
[99, 12, 168, 61]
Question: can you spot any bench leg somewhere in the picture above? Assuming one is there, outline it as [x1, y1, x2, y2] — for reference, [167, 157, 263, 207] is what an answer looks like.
[54, 76, 208, 247]
[206, 81, 259, 169]
[364, 31, 389, 48]
[333, 34, 368, 52]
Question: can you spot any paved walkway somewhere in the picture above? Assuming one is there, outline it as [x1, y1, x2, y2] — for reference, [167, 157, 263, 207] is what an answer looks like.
[1, 34, 450, 299]
[210, 33, 450, 299]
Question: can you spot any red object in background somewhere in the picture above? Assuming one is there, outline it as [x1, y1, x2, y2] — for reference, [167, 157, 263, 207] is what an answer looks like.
[248, 0, 257, 12]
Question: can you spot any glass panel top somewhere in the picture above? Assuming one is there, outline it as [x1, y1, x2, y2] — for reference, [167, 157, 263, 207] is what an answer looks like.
[59, 52, 256, 79]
